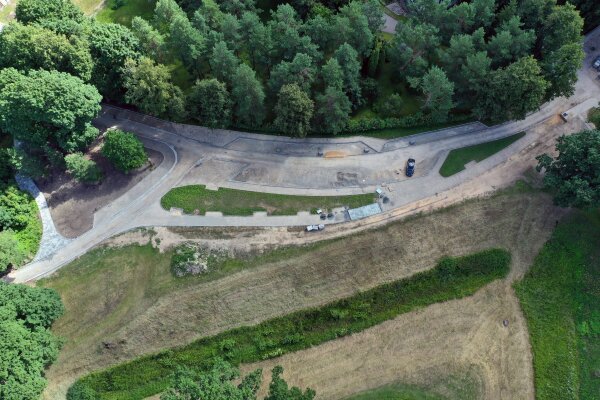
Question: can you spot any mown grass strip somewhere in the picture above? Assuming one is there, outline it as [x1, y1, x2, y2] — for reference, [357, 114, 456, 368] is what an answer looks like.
[160, 185, 376, 216]
[514, 210, 600, 400]
[74, 248, 511, 400]
[439, 132, 526, 177]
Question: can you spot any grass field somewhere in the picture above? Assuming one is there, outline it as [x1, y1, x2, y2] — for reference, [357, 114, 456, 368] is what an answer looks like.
[161, 184, 376, 215]
[345, 374, 481, 400]
[439, 132, 526, 177]
[97, 0, 156, 27]
[514, 210, 600, 400]
[71, 248, 510, 399]
[347, 384, 445, 400]
[40, 189, 561, 400]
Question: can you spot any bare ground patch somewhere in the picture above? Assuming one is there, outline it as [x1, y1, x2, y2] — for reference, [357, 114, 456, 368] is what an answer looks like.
[41, 190, 561, 399]
[38, 144, 163, 238]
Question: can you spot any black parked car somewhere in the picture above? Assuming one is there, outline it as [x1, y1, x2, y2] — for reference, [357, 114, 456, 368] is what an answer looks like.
[406, 158, 416, 177]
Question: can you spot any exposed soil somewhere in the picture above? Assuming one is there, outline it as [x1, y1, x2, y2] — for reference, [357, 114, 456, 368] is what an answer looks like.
[37, 143, 163, 238]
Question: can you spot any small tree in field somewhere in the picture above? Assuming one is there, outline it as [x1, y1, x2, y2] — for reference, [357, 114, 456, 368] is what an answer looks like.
[102, 130, 147, 173]
[65, 153, 101, 183]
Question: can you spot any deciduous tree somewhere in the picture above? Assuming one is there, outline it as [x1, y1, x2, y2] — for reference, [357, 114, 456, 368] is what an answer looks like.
[88, 22, 140, 100]
[274, 84, 314, 138]
[102, 129, 148, 173]
[474, 56, 549, 122]
[0, 22, 93, 81]
[16, 0, 84, 25]
[536, 129, 600, 208]
[123, 57, 186, 120]
[0, 68, 101, 154]
[0, 282, 64, 399]
[188, 79, 232, 128]
[542, 43, 584, 99]
[541, 3, 584, 55]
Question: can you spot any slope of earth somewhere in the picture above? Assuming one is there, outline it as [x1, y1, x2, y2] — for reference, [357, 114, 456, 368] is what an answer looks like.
[40, 187, 562, 399]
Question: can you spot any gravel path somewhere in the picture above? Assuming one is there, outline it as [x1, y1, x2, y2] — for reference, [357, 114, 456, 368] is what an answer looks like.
[16, 174, 71, 262]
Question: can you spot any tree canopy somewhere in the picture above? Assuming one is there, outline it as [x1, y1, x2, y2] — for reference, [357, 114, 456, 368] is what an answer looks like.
[102, 129, 148, 173]
[536, 129, 600, 208]
[161, 359, 314, 400]
[0, 68, 101, 154]
[0, 282, 64, 399]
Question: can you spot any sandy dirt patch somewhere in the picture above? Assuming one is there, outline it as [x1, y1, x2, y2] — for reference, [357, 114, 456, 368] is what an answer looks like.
[38, 144, 163, 238]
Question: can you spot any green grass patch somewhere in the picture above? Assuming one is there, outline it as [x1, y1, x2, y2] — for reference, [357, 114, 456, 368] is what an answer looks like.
[514, 210, 600, 400]
[0, 1, 16, 24]
[97, 0, 156, 27]
[587, 107, 600, 128]
[160, 184, 376, 215]
[348, 384, 445, 400]
[346, 366, 483, 400]
[74, 0, 105, 15]
[439, 132, 526, 177]
[73, 248, 511, 399]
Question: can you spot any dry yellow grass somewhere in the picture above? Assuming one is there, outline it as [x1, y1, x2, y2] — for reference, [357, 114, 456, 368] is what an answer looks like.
[41, 189, 562, 399]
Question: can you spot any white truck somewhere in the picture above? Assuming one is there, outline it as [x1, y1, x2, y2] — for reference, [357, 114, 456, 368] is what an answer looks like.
[306, 224, 325, 232]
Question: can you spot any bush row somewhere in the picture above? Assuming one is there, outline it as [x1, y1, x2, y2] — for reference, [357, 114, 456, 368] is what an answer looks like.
[71, 248, 511, 400]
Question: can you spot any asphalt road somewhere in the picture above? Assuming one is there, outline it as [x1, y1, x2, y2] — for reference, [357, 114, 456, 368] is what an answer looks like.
[7, 28, 600, 283]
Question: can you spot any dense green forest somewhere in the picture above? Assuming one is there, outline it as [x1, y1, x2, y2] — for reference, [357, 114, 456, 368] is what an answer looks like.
[0, 0, 587, 142]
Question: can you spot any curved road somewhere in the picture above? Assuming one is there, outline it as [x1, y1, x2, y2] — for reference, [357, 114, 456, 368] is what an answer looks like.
[7, 28, 600, 283]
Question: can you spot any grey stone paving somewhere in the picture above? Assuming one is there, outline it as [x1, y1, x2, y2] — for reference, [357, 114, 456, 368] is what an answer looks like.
[16, 174, 71, 262]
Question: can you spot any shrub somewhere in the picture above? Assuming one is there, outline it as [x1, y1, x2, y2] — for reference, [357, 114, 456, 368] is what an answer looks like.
[374, 93, 404, 118]
[64, 153, 102, 183]
[588, 107, 600, 128]
[102, 129, 147, 173]
[345, 113, 427, 133]
[0, 231, 25, 272]
[0, 186, 33, 230]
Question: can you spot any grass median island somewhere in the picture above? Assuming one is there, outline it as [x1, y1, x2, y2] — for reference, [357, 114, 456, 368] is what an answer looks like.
[439, 132, 526, 177]
[161, 185, 376, 216]
[71, 248, 511, 399]
[514, 210, 600, 400]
